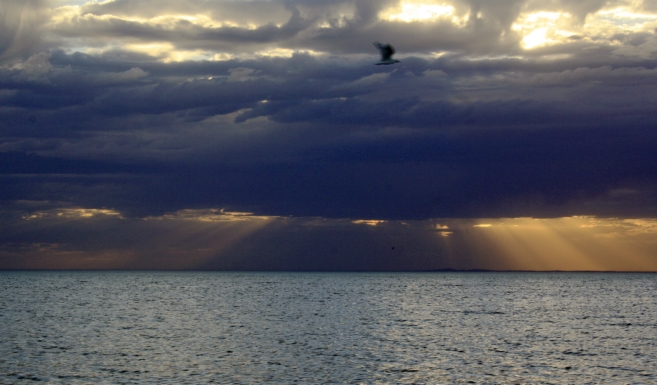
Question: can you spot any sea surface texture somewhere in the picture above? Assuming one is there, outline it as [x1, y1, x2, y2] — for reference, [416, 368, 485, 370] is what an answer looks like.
[1, 272, 656, 384]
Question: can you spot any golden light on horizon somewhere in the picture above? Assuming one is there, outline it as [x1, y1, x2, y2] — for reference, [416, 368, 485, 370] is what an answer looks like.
[146, 208, 278, 223]
[465, 217, 657, 271]
[14, 207, 281, 270]
[22, 208, 123, 220]
[141, 215, 277, 270]
[137, 208, 281, 269]
[19, 248, 140, 270]
[10, 208, 657, 271]
[435, 224, 451, 237]
[352, 219, 387, 226]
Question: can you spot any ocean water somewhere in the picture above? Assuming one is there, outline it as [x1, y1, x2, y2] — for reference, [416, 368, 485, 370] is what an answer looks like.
[0, 272, 656, 385]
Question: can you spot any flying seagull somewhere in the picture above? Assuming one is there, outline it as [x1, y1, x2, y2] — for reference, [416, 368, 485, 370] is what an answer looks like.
[373, 42, 400, 65]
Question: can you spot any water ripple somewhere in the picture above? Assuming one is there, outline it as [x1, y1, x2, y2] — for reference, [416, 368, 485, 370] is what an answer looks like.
[1, 271, 656, 384]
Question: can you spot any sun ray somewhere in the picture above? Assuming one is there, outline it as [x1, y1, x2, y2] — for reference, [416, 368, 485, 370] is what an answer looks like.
[457, 217, 657, 271]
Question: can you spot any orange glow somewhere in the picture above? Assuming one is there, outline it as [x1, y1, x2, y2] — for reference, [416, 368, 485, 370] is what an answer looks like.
[135, 209, 281, 269]
[6, 208, 657, 271]
[461, 217, 657, 271]
[4, 244, 139, 270]
[352, 219, 386, 226]
[9, 207, 281, 270]
[23, 208, 123, 220]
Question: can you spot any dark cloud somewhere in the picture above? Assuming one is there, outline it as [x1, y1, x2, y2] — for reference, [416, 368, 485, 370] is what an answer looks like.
[2, 41, 657, 219]
[2, 0, 657, 270]
[48, 1, 495, 55]
[2, 119, 656, 220]
[0, 0, 657, 271]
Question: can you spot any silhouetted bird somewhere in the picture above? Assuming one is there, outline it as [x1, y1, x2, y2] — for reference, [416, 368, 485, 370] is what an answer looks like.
[373, 42, 400, 65]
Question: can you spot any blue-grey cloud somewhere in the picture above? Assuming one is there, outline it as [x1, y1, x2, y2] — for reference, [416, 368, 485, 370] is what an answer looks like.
[1, 0, 657, 223]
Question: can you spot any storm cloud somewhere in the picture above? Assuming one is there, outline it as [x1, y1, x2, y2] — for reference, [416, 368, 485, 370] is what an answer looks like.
[1, 0, 657, 270]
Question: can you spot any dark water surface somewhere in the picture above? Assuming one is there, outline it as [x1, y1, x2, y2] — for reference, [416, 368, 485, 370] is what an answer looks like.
[1, 271, 656, 384]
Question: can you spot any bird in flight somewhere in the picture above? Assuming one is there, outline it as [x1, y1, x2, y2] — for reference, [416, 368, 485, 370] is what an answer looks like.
[373, 42, 400, 65]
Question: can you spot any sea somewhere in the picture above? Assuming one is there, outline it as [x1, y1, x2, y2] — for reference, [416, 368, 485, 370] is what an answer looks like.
[1, 271, 655, 384]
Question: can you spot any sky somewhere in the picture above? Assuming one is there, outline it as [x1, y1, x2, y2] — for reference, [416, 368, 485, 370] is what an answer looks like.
[1, 0, 657, 271]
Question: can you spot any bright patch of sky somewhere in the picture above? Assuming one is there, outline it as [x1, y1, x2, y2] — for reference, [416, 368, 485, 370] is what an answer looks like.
[380, 2, 464, 24]
[596, 8, 657, 29]
[511, 6, 657, 50]
[45, 0, 657, 60]
[465, 217, 657, 271]
[352, 220, 386, 226]
[51, 0, 90, 5]
[145, 209, 278, 222]
[23, 208, 123, 220]
[512, 12, 575, 49]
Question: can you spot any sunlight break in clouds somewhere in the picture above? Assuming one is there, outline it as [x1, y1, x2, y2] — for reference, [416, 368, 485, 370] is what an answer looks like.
[4, 211, 657, 271]
[146, 208, 279, 223]
[46, 1, 324, 61]
[512, 12, 574, 50]
[2, 0, 657, 272]
[22, 208, 123, 220]
[380, 2, 465, 24]
[512, 5, 657, 51]
[595, 7, 657, 32]
[41, 0, 657, 60]
[352, 220, 386, 226]
[464, 218, 657, 271]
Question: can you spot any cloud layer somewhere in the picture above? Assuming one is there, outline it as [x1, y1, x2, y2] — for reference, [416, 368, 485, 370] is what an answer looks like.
[2, 208, 656, 271]
[1, 0, 657, 269]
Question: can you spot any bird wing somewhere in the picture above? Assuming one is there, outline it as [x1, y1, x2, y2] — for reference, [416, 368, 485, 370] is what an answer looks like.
[373, 42, 385, 55]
